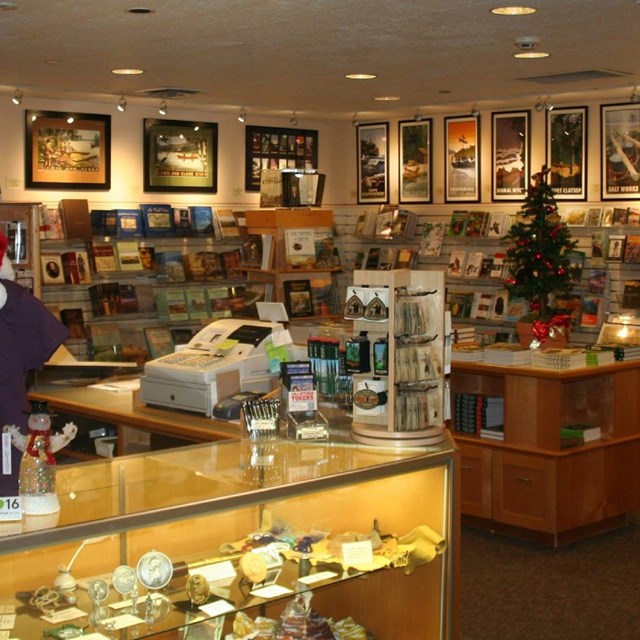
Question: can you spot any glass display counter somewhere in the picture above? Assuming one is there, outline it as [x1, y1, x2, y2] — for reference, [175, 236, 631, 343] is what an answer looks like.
[0, 437, 456, 639]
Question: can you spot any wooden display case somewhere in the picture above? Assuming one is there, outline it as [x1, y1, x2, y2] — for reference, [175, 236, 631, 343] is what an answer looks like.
[0, 437, 457, 639]
[451, 360, 640, 546]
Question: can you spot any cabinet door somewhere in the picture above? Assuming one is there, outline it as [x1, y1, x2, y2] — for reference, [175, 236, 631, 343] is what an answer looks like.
[459, 443, 492, 518]
[492, 450, 556, 532]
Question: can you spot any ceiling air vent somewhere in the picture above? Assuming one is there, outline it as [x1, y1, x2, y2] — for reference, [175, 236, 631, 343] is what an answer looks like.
[519, 69, 633, 84]
[137, 88, 202, 99]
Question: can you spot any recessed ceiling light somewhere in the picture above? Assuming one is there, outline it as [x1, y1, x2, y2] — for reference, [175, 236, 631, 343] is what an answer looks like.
[514, 51, 550, 59]
[127, 7, 155, 14]
[345, 73, 377, 80]
[374, 96, 400, 101]
[0, 2, 18, 10]
[491, 6, 537, 15]
[112, 68, 144, 75]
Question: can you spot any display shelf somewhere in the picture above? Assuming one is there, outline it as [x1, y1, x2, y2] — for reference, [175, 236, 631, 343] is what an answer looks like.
[349, 269, 446, 446]
[450, 359, 640, 545]
[0, 437, 457, 639]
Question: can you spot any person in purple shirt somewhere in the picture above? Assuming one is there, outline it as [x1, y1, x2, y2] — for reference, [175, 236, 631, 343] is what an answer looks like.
[0, 231, 68, 496]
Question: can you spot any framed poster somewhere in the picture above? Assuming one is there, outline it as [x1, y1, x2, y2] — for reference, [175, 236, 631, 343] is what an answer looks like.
[546, 106, 587, 200]
[357, 122, 389, 204]
[143, 119, 218, 193]
[444, 115, 480, 202]
[601, 104, 640, 200]
[492, 110, 530, 201]
[245, 125, 318, 192]
[25, 110, 111, 190]
[399, 119, 432, 203]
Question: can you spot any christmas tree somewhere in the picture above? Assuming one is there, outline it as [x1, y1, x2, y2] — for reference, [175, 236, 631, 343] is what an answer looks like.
[503, 166, 576, 321]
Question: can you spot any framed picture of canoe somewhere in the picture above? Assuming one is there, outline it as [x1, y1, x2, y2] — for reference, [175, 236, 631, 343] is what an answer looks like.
[601, 103, 640, 200]
[143, 118, 218, 193]
[491, 110, 530, 201]
[399, 119, 432, 204]
[444, 115, 480, 202]
[25, 110, 111, 190]
[546, 106, 587, 200]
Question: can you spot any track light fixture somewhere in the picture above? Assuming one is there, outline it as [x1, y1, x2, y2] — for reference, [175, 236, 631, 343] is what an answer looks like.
[535, 97, 554, 112]
[11, 88, 22, 105]
[631, 87, 640, 104]
[66, 115, 74, 124]
[238, 108, 247, 123]
[470, 104, 480, 118]
[290, 111, 298, 126]
[352, 112, 360, 127]
[158, 100, 167, 116]
[414, 110, 423, 122]
[545, 97, 554, 111]
[117, 96, 127, 112]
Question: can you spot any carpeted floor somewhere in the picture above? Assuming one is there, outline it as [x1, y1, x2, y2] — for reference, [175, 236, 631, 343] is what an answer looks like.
[460, 515, 640, 640]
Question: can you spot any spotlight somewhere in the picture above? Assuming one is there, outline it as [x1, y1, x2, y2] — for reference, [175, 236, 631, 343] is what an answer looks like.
[290, 111, 298, 126]
[117, 96, 127, 112]
[414, 110, 423, 122]
[471, 104, 480, 118]
[11, 88, 22, 105]
[535, 98, 545, 112]
[545, 97, 554, 111]
[158, 100, 167, 116]
[238, 108, 246, 123]
[631, 87, 640, 104]
[66, 116, 74, 124]
[352, 112, 359, 127]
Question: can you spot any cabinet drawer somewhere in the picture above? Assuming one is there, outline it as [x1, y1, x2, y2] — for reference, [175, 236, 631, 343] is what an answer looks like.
[459, 443, 492, 518]
[492, 451, 556, 532]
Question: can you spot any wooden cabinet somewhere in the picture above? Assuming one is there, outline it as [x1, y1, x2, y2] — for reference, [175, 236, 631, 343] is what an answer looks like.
[451, 361, 640, 545]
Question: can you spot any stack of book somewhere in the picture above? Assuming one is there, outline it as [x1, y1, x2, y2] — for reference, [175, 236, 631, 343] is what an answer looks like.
[590, 343, 640, 361]
[531, 348, 615, 370]
[453, 392, 504, 438]
[483, 343, 532, 366]
[451, 343, 484, 362]
[560, 423, 602, 448]
[453, 324, 476, 344]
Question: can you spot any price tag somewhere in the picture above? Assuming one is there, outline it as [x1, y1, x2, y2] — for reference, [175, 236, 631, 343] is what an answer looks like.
[0, 497, 22, 521]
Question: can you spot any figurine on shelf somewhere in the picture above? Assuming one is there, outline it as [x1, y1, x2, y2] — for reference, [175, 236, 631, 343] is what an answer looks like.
[3, 400, 77, 515]
[0, 231, 69, 498]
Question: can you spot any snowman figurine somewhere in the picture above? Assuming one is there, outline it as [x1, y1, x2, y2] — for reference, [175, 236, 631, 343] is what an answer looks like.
[3, 400, 77, 515]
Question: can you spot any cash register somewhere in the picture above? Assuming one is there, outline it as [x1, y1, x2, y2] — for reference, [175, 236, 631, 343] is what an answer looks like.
[140, 318, 285, 416]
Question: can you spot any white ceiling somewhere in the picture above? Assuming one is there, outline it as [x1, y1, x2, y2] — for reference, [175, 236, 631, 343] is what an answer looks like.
[1, 0, 639, 119]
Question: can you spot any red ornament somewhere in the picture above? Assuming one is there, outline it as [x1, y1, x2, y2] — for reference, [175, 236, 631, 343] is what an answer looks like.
[535, 252, 542, 260]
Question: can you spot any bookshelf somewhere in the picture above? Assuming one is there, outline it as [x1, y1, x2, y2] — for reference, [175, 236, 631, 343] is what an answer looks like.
[450, 359, 640, 546]
[240, 208, 342, 322]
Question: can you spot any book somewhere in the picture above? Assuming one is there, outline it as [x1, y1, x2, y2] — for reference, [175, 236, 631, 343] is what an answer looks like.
[138, 245, 157, 271]
[483, 343, 532, 366]
[114, 241, 143, 271]
[448, 210, 468, 237]
[552, 293, 583, 326]
[135, 283, 156, 313]
[59, 199, 92, 241]
[505, 296, 528, 322]
[565, 250, 586, 284]
[221, 249, 243, 280]
[465, 211, 488, 237]
[119, 326, 149, 367]
[463, 252, 483, 278]
[562, 208, 587, 226]
[307, 274, 338, 316]
[364, 247, 381, 270]
[607, 235, 626, 261]
[201, 251, 226, 280]
[88, 282, 120, 316]
[283, 279, 314, 318]
[448, 291, 474, 319]
[395, 248, 416, 269]
[59, 308, 87, 339]
[612, 207, 629, 226]
[377, 247, 397, 271]
[624, 235, 640, 263]
[75, 250, 92, 284]
[117, 283, 139, 313]
[186, 288, 209, 320]
[140, 204, 175, 237]
[486, 212, 507, 238]
[313, 228, 336, 268]
[60, 251, 81, 284]
[173, 208, 195, 237]
[490, 253, 507, 278]
[40, 253, 65, 285]
[447, 250, 466, 277]
[189, 205, 214, 237]
[144, 326, 175, 360]
[259, 169, 283, 208]
[156, 250, 186, 283]
[622, 280, 640, 309]
[88, 322, 124, 362]
[586, 207, 603, 226]
[284, 228, 316, 269]
[479, 257, 494, 278]
[160, 288, 189, 321]
[580, 295, 604, 327]
[418, 221, 445, 256]
[241, 234, 273, 270]
[40, 207, 66, 240]
[90, 242, 117, 273]
[116, 209, 143, 238]
[182, 252, 207, 281]
[490, 290, 509, 321]
[470, 292, 494, 320]
[90, 209, 118, 237]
